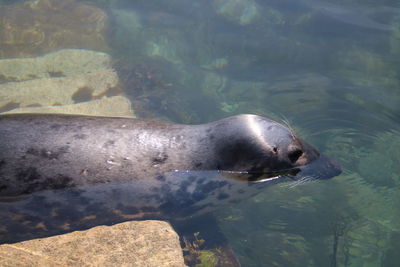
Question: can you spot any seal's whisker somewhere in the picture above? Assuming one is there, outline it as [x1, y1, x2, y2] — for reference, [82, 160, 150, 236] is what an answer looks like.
[281, 175, 316, 188]
[279, 114, 297, 139]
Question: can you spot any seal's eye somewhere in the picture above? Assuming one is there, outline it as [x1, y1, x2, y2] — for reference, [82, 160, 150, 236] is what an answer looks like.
[288, 149, 303, 163]
[272, 147, 278, 154]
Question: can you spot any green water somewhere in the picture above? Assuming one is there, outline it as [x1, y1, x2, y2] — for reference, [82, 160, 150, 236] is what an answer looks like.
[1, 0, 400, 266]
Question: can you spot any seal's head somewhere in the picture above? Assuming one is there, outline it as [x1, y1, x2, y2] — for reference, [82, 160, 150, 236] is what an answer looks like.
[202, 114, 340, 180]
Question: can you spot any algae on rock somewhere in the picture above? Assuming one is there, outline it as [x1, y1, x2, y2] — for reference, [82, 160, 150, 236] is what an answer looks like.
[0, 0, 109, 59]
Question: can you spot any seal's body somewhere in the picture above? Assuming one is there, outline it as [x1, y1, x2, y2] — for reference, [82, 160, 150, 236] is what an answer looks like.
[0, 114, 340, 243]
[0, 114, 323, 196]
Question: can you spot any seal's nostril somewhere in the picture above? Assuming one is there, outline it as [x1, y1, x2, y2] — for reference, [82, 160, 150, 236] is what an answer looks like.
[288, 149, 303, 163]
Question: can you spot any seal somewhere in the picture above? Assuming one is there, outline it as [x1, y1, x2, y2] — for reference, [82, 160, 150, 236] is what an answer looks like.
[0, 114, 340, 243]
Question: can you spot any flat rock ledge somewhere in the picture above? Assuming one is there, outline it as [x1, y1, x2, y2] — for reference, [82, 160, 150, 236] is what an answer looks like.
[3, 96, 135, 118]
[0, 48, 135, 117]
[0, 220, 187, 267]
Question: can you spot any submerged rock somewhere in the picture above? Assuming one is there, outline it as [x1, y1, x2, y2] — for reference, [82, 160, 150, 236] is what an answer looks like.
[390, 15, 400, 55]
[0, 220, 186, 267]
[212, 0, 261, 26]
[0, 0, 109, 59]
[0, 49, 112, 82]
[0, 69, 119, 110]
[0, 49, 133, 116]
[334, 48, 399, 90]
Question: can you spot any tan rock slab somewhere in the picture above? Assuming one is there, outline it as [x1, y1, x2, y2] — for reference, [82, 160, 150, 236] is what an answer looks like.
[0, 220, 186, 267]
[0, 69, 119, 110]
[4, 96, 135, 118]
[0, 49, 112, 82]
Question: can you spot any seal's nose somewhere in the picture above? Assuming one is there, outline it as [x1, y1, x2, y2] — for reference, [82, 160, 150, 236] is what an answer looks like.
[288, 147, 303, 163]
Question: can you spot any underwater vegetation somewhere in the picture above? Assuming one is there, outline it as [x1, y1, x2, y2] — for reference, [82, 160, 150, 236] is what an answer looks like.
[183, 232, 241, 267]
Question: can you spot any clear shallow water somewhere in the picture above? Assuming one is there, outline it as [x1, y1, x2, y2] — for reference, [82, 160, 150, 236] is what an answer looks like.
[1, 0, 400, 266]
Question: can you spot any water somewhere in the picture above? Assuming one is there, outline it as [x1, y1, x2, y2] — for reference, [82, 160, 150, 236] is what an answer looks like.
[1, 0, 400, 266]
